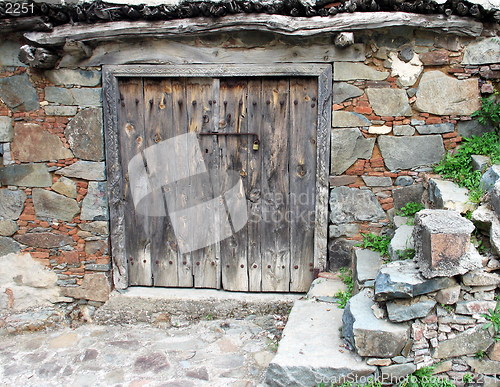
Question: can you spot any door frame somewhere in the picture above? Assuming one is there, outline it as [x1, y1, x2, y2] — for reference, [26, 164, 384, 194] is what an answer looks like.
[102, 64, 332, 290]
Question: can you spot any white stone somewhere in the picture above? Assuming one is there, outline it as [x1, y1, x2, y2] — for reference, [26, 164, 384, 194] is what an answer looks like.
[389, 52, 423, 87]
[428, 179, 475, 213]
[368, 125, 392, 134]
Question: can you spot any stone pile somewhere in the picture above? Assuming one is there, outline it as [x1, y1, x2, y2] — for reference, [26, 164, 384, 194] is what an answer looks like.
[343, 209, 500, 385]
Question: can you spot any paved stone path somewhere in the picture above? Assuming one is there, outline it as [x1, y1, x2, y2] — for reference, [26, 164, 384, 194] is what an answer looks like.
[0, 316, 281, 387]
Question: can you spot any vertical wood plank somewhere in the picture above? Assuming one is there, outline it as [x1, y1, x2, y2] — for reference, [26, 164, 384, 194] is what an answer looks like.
[117, 78, 152, 286]
[219, 78, 249, 291]
[246, 79, 263, 292]
[289, 78, 318, 292]
[186, 77, 221, 289]
[143, 78, 180, 287]
[260, 78, 291, 292]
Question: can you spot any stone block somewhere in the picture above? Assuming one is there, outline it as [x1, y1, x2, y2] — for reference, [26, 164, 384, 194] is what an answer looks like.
[56, 161, 106, 181]
[393, 125, 415, 136]
[0, 74, 39, 112]
[378, 135, 444, 171]
[0, 116, 13, 142]
[419, 50, 449, 66]
[435, 285, 461, 305]
[332, 82, 363, 104]
[44, 106, 78, 116]
[62, 273, 111, 302]
[45, 69, 101, 87]
[366, 88, 412, 117]
[355, 248, 383, 284]
[480, 165, 500, 192]
[0, 189, 26, 220]
[0, 41, 25, 67]
[331, 128, 375, 174]
[394, 176, 413, 187]
[487, 341, 500, 362]
[11, 122, 73, 162]
[329, 223, 359, 238]
[428, 179, 475, 213]
[386, 296, 436, 322]
[306, 278, 346, 299]
[33, 189, 80, 222]
[388, 225, 414, 260]
[362, 176, 392, 187]
[455, 300, 497, 315]
[0, 220, 18, 236]
[462, 37, 500, 65]
[0, 236, 21, 256]
[415, 71, 480, 116]
[471, 155, 491, 172]
[329, 175, 358, 187]
[65, 108, 104, 161]
[0, 164, 52, 187]
[374, 260, 457, 301]
[380, 363, 416, 382]
[368, 125, 392, 135]
[342, 289, 410, 358]
[332, 111, 371, 128]
[392, 184, 424, 211]
[467, 359, 500, 375]
[389, 52, 423, 87]
[85, 239, 108, 255]
[51, 177, 77, 198]
[492, 181, 500, 218]
[79, 221, 109, 235]
[414, 209, 481, 278]
[45, 87, 102, 107]
[14, 232, 75, 248]
[333, 63, 389, 81]
[81, 182, 109, 221]
[327, 238, 356, 271]
[330, 187, 386, 224]
[434, 327, 494, 358]
[462, 270, 500, 287]
[457, 120, 494, 137]
[415, 123, 454, 135]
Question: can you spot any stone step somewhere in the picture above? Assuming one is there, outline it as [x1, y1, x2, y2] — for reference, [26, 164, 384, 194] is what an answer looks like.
[265, 297, 376, 387]
[354, 248, 383, 290]
[388, 224, 414, 261]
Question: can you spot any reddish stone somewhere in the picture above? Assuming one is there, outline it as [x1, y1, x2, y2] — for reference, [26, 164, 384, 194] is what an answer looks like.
[420, 50, 449, 66]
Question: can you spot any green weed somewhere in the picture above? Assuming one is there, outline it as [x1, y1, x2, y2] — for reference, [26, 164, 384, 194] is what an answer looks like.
[356, 233, 391, 257]
[471, 93, 500, 130]
[474, 350, 486, 360]
[396, 249, 416, 260]
[399, 366, 456, 387]
[481, 302, 500, 340]
[334, 267, 354, 309]
[397, 202, 425, 217]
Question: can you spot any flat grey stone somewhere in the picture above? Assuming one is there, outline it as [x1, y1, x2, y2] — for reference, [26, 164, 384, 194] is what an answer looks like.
[434, 327, 494, 359]
[462, 269, 500, 287]
[332, 111, 371, 128]
[65, 108, 104, 161]
[332, 82, 363, 104]
[378, 135, 444, 171]
[33, 189, 80, 222]
[374, 260, 457, 301]
[362, 176, 392, 187]
[0, 74, 39, 112]
[51, 177, 77, 199]
[44, 106, 78, 116]
[393, 184, 424, 211]
[306, 278, 346, 299]
[63, 273, 111, 302]
[393, 216, 409, 228]
[435, 285, 461, 305]
[45, 87, 102, 107]
[455, 300, 497, 315]
[457, 120, 494, 137]
[355, 249, 383, 284]
[45, 69, 101, 87]
[329, 223, 359, 238]
[333, 63, 389, 81]
[0, 41, 25, 67]
[0, 116, 13, 142]
[56, 161, 106, 181]
[266, 299, 376, 387]
[380, 364, 416, 381]
[0, 189, 26, 220]
[331, 128, 375, 174]
[386, 297, 436, 322]
[462, 37, 500, 65]
[471, 155, 491, 172]
[366, 88, 411, 117]
[480, 165, 500, 192]
[428, 178, 475, 213]
[0, 164, 52, 187]
[14, 232, 75, 248]
[327, 239, 356, 271]
[330, 187, 386, 224]
[388, 224, 414, 261]
[415, 123, 454, 135]
[394, 176, 413, 187]
[0, 236, 21, 256]
[81, 182, 109, 221]
[79, 221, 109, 235]
[0, 220, 18, 236]
[343, 289, 410, 358]
[492, 181, 500, 218]
[415, 71, 480, 116]
[393, 125, 415, 136]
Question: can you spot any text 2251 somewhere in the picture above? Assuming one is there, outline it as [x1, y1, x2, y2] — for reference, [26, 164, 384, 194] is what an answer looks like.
[4, 2, 35, 15]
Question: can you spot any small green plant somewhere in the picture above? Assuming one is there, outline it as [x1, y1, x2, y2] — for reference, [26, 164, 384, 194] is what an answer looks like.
[481, 302, 500, 340]
[440, 303, 454, 313]
[204, 313, 214, 321]
[356, 233, 391, 257]
[462, 373, 474, 383]
[396, 249, 416, 260]
[399, 366, 456, 387]
[471, 93, 500, 131]
[334, 267, 354, 309]
[397, 202, 425, 217]
[267, 338, 279, 352]
[474, 350, 486, 360]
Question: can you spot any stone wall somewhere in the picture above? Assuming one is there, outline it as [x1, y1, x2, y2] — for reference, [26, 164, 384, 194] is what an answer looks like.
[0, 26, 498, 311]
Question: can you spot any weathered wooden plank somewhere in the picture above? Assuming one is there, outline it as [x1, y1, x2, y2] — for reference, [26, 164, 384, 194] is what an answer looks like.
[117, 77, 152, 286]
[246, 79, 263, 292]
[289, 78, 318, 292]
[143, 78, 179, 287]
[63, 40, 365, 67]
[218, 78, 249, 292]
[186, 78, 221, 289]
[25, 12, 483, 46]
[0, 16, 52, 33]
[261, 78, 291, 292]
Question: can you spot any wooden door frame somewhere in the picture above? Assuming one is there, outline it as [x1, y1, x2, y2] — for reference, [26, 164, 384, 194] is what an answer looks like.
[102, 64, 332, 290]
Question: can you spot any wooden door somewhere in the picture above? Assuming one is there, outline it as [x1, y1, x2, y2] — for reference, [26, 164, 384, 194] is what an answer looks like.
[117, 76, 318, 292]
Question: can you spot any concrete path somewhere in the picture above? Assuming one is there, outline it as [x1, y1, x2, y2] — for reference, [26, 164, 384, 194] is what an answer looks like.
[0, 316, 282, 387]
